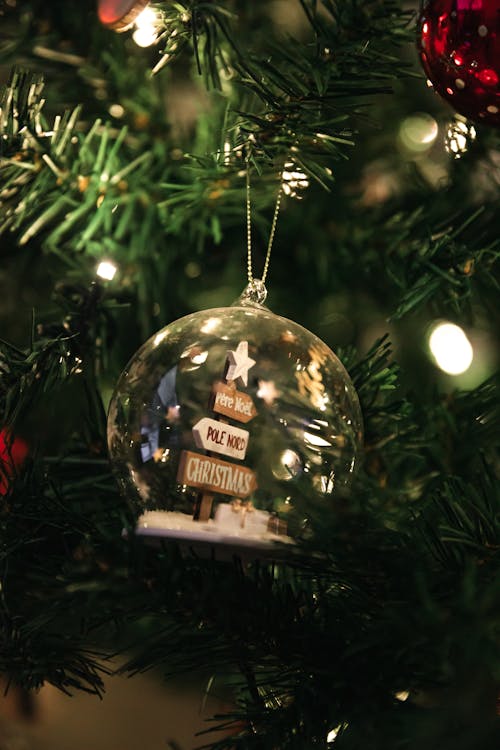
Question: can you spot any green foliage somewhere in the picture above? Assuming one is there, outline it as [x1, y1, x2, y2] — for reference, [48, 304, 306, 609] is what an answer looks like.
[0, 1, 498, 749]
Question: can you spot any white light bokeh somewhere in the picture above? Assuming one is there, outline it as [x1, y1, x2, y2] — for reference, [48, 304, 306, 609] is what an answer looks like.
[200, 317, 221, 334]
[445, 117, 476, 159]
[428, 322, 473, 375]
[282, 161, 309, 199]
[191, 350, 208, 365]
[395, 690, 410, 702]
[256, 379, 280, 405]
[399, 113, 438, 152]
[109, 103, 125, 118]
[96, 260, 117, 280]
[278, 449, 301, 479]
[327, 725, 341, 743]
[133, 7, 159, 47]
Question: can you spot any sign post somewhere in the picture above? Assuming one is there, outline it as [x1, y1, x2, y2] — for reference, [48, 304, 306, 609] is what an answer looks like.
[176, 340, 258, 522]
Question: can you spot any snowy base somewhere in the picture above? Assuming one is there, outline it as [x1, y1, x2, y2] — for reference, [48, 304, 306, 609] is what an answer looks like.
[135, 510, 294, 552]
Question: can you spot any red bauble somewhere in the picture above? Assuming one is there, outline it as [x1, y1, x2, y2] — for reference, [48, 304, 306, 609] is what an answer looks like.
[418, 0, 500, 127]
[98, 0, 150, 31]
[0, 429, 28, 495]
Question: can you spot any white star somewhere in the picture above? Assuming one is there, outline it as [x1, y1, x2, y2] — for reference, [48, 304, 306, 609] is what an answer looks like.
[226, 341, 256, 386]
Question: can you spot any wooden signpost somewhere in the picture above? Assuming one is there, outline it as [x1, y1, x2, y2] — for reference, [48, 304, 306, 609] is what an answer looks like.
[177, 451, 257, 497]
[211, 381, 257, 423]
[176, 340, 258, 521]
[192, 417, 249, 460]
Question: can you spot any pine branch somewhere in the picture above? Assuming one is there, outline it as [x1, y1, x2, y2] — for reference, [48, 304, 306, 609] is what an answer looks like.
[0, 71, 160, 252]
[388, 207, 500, 320]
[419, 464, 499, 569]
[0, 4, 498, 748]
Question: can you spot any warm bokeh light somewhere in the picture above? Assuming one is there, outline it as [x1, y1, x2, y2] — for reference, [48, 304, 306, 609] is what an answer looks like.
[132, 6, 159, 47]
[445, 116, 476, 159]
[399, 113, 438, 152]
[96, 260, 118, 280]
[395, 690, 410, 702]
[256, 379, 280, 405]
[327, 725, 341, 743]
[282, 161, 309, 199]
[428, 322, 473, 375]
[200, 317, 221, 334]
[191, 350, 208, 365]
[276, 449, 301, 480]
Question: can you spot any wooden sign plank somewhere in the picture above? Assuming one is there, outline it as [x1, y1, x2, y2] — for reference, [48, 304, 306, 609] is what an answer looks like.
[192, 417, 249, 460]
[177, 450, 257, 498]
[211, 382, 257, 423]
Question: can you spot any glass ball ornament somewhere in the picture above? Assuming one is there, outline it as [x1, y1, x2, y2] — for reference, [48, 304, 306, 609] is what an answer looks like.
[107, 284, 363, 552]
[418, 0, 500, 127]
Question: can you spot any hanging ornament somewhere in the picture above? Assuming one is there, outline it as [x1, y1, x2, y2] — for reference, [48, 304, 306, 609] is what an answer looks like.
[417, 0, 500, 127]
[98, 0, 150, 31]
[0, 429, 28, 495]
[107, 169, 363, 553]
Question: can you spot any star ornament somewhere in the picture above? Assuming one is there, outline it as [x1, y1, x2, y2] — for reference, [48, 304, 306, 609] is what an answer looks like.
[226, 341, 256, 387]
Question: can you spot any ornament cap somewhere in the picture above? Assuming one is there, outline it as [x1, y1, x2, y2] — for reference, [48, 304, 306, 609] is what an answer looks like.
[236, 279, 268, 308]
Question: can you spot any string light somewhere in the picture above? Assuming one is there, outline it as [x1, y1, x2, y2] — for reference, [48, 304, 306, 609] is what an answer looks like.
[399, 113, 438, 153]
[132, 6, 159, 47]
[109, 103, 125, 118]
[96, 260, 117, 280]
[395, 690, 410, 702]
[445, 116, 476, 159]
[282, 161, 309, 199]
[428, 321, 473, 375]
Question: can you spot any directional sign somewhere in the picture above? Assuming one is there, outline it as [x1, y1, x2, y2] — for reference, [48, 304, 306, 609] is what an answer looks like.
[193, 417, 249, 460]
[177, 450, 257, 498]
[211, 382, 257, 423]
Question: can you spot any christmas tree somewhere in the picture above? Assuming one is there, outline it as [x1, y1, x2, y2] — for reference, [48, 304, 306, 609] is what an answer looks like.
[0, 1, 499, 748]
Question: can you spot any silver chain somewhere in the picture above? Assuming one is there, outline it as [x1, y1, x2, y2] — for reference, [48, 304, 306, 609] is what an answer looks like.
[246, 161, 283, 285]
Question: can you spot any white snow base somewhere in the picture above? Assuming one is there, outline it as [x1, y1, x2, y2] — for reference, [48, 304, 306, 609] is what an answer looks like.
[135, 510, 294, 550]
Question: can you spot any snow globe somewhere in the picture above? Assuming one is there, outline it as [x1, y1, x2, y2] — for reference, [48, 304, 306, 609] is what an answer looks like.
[107, 286, 363, 553]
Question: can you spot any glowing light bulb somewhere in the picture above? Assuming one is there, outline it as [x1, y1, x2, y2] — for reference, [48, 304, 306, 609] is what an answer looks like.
[428, 322, 473, 375]
[132, 7, 159, 47]
[96, 260, 117, 280]
[399, 113, 438, 152]
[395, 690, 410, 702]
[445, 116, 476, 159]
[109, 103, 125, 118]
[282, 161, 309, 199]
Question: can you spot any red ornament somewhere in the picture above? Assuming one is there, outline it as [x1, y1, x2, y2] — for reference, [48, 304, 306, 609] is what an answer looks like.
[98, 0, 150, 31]
[418, 0, 500, 127]
[0, 429, 28, 495]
